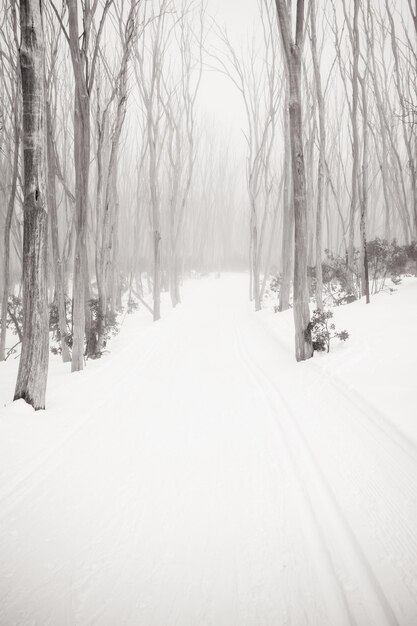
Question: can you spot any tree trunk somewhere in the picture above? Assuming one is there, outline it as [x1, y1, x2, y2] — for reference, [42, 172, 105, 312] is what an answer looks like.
[275, 0, 313, 361]
[14, 0, 49, 409]
[347, 0, 360, 297]
[67, 0, 91, 372]
[0, 97, 20, 361]
[71, 93, 89, 371]
[288, 72, 313, 360]
[251, 205, 261, 311]
[359, 74, 370, 303]
[279, 107, 293, 312]
[310, 0, 325, 310]
[46, 100, 71, 362]
[149, 118, 161, 321]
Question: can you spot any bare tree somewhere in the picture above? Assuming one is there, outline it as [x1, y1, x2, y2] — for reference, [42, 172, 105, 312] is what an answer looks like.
[59, 0, 113, 370]
[134, 0, 171, 321]
[278, 95, 293, 312]
[0, 5, 20, 362]
[341, 0, 361, 297]
[212, 1, 281, 312]
[359, 70, 370, 303]
[45, 11, 71, 363]
[14, 0, 49, 409]
[275, 0, 313, 361]
[309, 0, 326, 310]
[95, 0, 138, 354]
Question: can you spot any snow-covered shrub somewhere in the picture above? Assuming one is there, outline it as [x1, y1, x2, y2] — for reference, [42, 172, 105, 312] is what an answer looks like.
[306, 309, 349, 353]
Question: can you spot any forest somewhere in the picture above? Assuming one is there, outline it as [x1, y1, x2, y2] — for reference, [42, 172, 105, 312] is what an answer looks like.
[0, 0, 417, 624]
[0, 0, 415, 407]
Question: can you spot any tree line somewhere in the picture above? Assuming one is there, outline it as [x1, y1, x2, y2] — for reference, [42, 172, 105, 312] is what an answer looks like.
[0, 0, 416, 408]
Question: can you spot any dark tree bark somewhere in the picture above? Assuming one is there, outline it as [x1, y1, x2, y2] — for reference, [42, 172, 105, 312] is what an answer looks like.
[14, 0, 49, 409]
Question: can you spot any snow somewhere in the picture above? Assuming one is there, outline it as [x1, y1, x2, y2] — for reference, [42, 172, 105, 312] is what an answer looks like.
[1, 274, 417, 625]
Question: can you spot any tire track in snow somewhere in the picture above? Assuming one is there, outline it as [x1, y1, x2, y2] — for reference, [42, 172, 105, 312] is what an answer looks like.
[233, 323, 357, 626]
[260, 311, 417, 466]
[235, 321, 402, 626]
[252, 314, 417, 607]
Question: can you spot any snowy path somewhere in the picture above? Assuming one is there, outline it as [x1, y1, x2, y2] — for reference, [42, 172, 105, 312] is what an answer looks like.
[1, 275, 417, 625]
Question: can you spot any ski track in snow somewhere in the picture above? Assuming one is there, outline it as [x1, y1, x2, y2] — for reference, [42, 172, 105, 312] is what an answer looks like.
[0, 274, 416, 626]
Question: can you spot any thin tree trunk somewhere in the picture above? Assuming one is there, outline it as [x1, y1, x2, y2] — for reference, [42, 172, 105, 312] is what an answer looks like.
[279, 108, 293, 312]
[367, 7, 391, 241]
[67, 0, 91, 372]
[46, 100, 71, 362]
[0, 98, 20, 361]
[149, 117, 161, 321]
[251, 201, 261, 311]
[347, 0, 360, 297]
[359, 74, 370, 303]
[14, 0, 49, 409]
[310, 0, 325, 310]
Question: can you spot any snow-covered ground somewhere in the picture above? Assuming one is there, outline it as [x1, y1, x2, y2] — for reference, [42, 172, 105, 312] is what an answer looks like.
[1, 274, 416, 625]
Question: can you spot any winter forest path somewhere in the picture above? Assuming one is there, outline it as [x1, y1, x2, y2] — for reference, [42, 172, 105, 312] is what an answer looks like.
[0, 275, 416, 625]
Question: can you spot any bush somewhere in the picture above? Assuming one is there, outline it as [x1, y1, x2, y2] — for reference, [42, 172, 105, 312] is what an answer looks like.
[86, 298, 120, 359]
[269, 274, 281, 294]
[49, 297, 72, 355]
[127, 297, 139, 314]
[366, 238, 411, 292]
[306, 309, 349, 353]
[6, 295, 23, 341]
[321, 249, 359, 302]
[405, 241, 417, 263]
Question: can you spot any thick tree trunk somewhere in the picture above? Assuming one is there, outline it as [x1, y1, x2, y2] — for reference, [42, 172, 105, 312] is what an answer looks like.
[275, 0, 313, 361]
[14, 0, 49, 409]
[71, 94, 90, 371]
[288, 73, 313, 360]
[46, 101, 71, 362]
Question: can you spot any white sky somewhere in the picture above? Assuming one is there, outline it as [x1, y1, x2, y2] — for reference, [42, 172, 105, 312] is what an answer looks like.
[198, 0, 260, 148]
